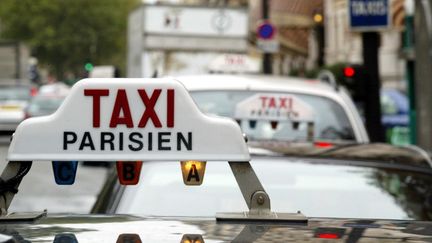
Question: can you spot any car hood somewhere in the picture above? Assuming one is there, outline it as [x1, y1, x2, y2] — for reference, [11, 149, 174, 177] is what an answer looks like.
[3, 214, 432, 242]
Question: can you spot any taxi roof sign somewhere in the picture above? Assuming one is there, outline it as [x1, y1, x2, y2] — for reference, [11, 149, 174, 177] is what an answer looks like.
[234, 93, 315, 122]
[8, 78, 250, 162]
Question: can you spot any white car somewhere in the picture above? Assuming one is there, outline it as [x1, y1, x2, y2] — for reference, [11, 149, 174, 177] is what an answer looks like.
[25, 83, 71, 118]
[0, 85, 33, 132]
[175, 74, 369, 143]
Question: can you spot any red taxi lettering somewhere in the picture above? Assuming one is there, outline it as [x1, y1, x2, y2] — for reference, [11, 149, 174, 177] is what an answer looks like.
[270, 97, 278, 108]
[279, 97, 287, 108]
[260, 96, 293, 110]
[84, 88, 175, 128]
[138, 89, 162, 128]
[110, 89, 133, 128]
[259, 96, 267, 108]
[84, 89, 109, 128]
[167, 89, 175, 127]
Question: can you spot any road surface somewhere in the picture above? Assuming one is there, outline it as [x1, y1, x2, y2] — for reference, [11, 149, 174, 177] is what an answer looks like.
[0, 134, 109, 214]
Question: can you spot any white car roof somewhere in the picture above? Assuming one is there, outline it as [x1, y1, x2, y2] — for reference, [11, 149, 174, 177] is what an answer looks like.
[173, 74, 370, 143]
[38, 83, 71, 97]
[174, 74, 337, 97]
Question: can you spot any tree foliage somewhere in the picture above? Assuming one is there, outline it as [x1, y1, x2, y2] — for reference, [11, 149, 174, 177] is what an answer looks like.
[0, 0, 139, 78]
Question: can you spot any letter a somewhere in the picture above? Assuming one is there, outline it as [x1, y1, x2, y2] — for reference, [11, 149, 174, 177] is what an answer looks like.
[186, 164, 200, 182]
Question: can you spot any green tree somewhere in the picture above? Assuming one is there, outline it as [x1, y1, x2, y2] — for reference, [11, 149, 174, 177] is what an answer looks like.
[0, 0, 139, 79]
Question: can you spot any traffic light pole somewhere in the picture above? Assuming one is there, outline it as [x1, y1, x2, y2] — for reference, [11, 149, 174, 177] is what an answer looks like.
[362, 32, 385, 142]
[262, 0, 272, 74]
[404, 12, 416, 144]
[414, 0, 432, 151]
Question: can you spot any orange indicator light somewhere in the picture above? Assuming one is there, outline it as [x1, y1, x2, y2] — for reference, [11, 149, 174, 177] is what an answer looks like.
[180, 161, 206, 186]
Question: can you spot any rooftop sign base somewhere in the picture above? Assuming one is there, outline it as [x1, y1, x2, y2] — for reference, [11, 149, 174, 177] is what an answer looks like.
[216, 211, 307, 223]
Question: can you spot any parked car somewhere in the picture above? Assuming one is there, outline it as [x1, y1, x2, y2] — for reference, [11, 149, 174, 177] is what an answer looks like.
[25, 83, 70, 118]
[0, 84, 35, 132]
[176, 74, 369, 144]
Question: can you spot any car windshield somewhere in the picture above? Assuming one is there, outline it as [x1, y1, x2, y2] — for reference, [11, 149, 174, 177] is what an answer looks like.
[0, 87, 30, 101]
[190, 90, 355, 142]
[116, 158, 432, 220]
[27, 96, 65, 115]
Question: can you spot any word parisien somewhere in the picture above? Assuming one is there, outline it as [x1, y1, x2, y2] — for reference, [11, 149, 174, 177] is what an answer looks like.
[63, 88, 192, 152]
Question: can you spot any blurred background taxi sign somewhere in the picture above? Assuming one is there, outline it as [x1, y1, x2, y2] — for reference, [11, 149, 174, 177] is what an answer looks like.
[180, 161, 206, 186]
[235, 93, 315, 122]
[207, 54, 260, 74]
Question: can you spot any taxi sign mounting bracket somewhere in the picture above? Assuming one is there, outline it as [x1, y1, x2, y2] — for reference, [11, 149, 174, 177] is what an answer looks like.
[228, 162, 269, 212]
[231, 225, 269, 243]
[216, 161, 307, 223]
[0, 161, 36, 216]
[0, 161, 47, 221]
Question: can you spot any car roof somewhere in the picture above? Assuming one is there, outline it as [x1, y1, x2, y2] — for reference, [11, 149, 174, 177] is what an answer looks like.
[5, 215, 432, 242]
[250, 142, 432, 169]
[174, 74, 370, 143]
[37, 83, 70, 97]
[174, 74, 338, 96]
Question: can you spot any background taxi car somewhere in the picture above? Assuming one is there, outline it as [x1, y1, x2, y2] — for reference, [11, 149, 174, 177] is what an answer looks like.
[24, 83, 70, 118]
[176, 74, 369, 144]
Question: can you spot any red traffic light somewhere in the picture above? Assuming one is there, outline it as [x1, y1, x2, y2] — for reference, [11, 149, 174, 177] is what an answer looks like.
[344, 67, 355, 78]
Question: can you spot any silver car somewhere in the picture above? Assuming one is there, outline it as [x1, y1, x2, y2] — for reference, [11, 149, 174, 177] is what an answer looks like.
[0, 85, 33, 132]
[176, 74, 369, 143]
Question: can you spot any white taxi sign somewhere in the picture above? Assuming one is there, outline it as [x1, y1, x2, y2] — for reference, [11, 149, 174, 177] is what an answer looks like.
[8, 78, 250, 162]
[235, 93, 315, 122]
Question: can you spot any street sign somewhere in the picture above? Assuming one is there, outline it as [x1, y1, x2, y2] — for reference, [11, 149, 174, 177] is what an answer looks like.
[143, 6, 248, 37]
[257, 22, 275, 40]
[256, 21, 279, 53]
[257, 40, 279, 53]
[349, 0, 390, 31]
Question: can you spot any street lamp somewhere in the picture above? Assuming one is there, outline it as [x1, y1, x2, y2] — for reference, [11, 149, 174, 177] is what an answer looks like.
[313, 8, 324, 67]
[404, 0, 414, 16]
[313, 13, 323, 24]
